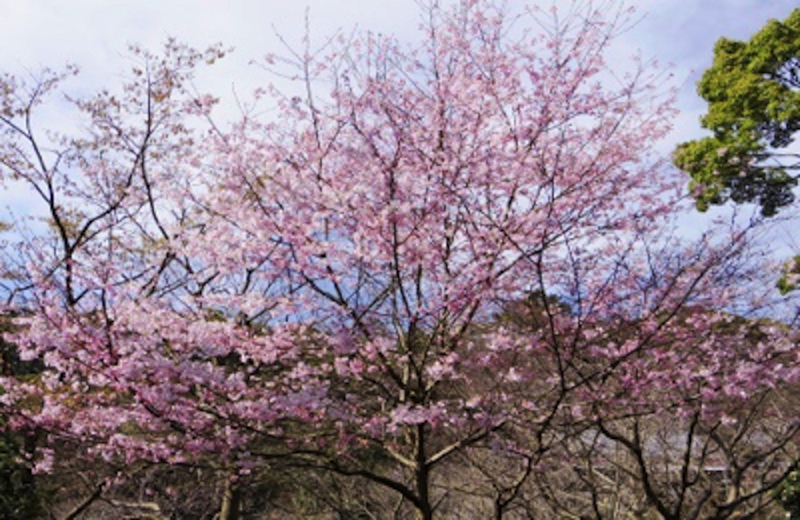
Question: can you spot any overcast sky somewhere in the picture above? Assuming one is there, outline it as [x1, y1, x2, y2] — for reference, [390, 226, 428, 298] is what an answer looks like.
[0, 0, 797, 244]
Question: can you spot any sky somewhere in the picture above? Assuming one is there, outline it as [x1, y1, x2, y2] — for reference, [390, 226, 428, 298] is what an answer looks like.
[0, 0, 796, 141]
[0, 0, 797, 244]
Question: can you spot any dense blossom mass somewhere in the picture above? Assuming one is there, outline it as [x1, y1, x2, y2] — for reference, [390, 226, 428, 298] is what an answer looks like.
[0, 1, 798, 518]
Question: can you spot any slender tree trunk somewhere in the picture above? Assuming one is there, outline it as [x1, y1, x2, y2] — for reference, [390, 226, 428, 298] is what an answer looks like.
[63, 484, 104, 520]
[415, 467, 433, 520]
[218, 476, 241, 520]
[415, 424, 433, 520]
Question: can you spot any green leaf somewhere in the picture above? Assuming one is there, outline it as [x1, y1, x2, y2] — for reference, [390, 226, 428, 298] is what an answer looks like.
[674, 9, 800, 216]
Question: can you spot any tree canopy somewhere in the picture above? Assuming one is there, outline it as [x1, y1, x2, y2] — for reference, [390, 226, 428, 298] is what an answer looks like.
[673, 9, 800, 217]
[0, 2, 798, 518]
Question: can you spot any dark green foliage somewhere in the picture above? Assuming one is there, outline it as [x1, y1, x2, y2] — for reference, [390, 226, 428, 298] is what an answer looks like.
[0, 425, 43, 519]
[0, 320, 47, 519]
[674, 9, 800, 216]
[778, 255, 800, 294]
[778, 470, 800, 519]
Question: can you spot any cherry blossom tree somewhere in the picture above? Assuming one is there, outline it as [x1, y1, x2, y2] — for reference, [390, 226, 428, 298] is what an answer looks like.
[0, 1, 798, 518]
